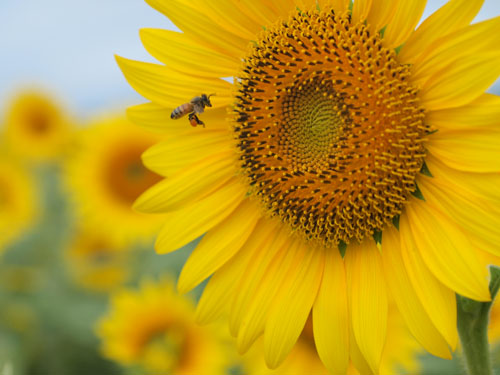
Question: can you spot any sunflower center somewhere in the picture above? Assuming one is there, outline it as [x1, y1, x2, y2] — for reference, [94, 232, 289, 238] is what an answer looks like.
[105, 143, 163, 205]
[280, 76, 346, 171]
[140, 324, 191, 372]
[233, 9, 428, 246]
[26, 109, 50, 135]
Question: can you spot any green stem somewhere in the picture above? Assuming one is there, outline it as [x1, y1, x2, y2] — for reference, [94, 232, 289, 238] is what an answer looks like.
[457, 266, 500, 375]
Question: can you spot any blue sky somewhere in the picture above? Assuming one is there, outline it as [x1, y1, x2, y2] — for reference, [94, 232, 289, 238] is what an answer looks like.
[0, 0, 499, 119]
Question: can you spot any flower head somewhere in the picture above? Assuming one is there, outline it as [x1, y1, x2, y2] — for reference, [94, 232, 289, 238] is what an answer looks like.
[96, 278, 233, 374]
[64, 116, 164, 245]
[3, 91, 73, 162]
[118, 0, 500, 373]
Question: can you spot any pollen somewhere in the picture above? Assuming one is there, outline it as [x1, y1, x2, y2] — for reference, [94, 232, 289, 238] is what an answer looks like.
[233, 9, 428, 246]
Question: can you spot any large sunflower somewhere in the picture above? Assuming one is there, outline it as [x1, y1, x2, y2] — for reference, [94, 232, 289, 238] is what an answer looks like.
[117, 0, 500, 373]
[3, 91, 72, 162]
[64, 116, 164, 245]
[96, 278, 233, 374]
[0, 155, 38, 251]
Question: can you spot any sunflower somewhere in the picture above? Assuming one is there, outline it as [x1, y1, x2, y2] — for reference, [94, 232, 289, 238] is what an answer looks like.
[64, 228, 130, 292]
[117, 0, 500, 373]
[3, 91, 72, 162]
[0, 155, 38, 251]
[64, 116, 164, 245]
[96, 278, 232, 374]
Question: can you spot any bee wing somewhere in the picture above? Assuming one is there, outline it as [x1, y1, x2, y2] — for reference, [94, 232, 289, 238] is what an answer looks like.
[192, 102, 205, 114]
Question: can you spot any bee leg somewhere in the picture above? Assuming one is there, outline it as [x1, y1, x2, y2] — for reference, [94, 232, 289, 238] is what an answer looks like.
[189, 113, 205, 128]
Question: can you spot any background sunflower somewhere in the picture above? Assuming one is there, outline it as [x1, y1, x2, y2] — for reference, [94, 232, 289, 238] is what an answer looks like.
[3, 91, 73, 162]
[63, 116, 165, 245]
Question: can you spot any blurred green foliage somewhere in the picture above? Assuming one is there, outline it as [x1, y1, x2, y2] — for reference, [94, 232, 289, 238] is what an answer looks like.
[0, 163, 200, 375]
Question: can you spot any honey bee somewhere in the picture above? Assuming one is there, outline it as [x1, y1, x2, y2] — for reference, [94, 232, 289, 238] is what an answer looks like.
[170, 93, 215, 128]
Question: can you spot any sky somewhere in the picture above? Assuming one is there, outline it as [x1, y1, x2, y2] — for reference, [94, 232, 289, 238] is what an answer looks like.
[0, 0, 499, 120]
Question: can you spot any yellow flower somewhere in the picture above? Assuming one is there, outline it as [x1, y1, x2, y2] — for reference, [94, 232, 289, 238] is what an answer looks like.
[64, 228, 130, 292]
[96, 279, 233, 374]
[118, 1, 500, 373]
[64, 116, 164, 245]
[3, 91, 73, 162]
[0, 155, 38, 250]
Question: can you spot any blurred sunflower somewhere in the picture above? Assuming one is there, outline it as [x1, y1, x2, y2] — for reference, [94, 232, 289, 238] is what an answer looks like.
[0, 155, 37, 251]
[64, 229, 130, 292]
[118, 0, 500, 373]
[3, 91, 72, 162]
[64, 117, 164, 245]
[96, 279, 232, 374]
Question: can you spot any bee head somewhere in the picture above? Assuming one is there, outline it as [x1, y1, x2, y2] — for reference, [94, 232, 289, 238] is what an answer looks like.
[202, 93, 215, 107]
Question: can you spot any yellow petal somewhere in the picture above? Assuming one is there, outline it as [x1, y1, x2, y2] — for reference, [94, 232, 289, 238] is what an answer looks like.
[196, 0, 261, 41]
[348, 326, 373, 375]
[177, 199, 261, 293]
[406, 197, 490, 301]
[127, 102, 171, 133]
[264, 245, 325, 369]
[195, 219, 275, 324]
[382, 226, 451, 358]
[127, 102, 229, 134]
[327, 0, 350, 14]
[352, 0, 372, 24]
[154, 178, 246, 253]
[399, 0, 483, 63]
[313, 248, 349, 375]
[382, 0, 426, 49]
[134, 150, 235, 212]
[140, 29, 240, 78]
[427, 127, 500, 173]
[427, 93, 500, 131]
[115, 56, 231, 109]
[142, 130, 232, 176]
[419, 174, 500, 257]
[426, 153, 500, 205]
[366, 0, 398, 33]
[419, 52, 500, 111]
[229, 222, 288, 336]
[412, 17, 500, 85]
[345, 240, 388, 373]
[236, 237, 305, 354]
[400, 213, 458, 349]
[145, 0, 247, 57]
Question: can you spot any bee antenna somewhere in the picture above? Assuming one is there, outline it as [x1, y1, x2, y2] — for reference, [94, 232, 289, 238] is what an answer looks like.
[208, 93, 216, 99]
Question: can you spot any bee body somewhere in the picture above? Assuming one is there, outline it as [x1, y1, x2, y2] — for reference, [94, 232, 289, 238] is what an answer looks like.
[170, 93, 214, 128]
[170, 102, 194, 119]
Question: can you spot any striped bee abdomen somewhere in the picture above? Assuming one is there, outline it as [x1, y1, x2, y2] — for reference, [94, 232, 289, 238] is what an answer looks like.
[171, 102, 194, 119]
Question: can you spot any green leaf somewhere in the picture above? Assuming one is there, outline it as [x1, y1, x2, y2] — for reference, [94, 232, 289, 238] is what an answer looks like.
[338, 241, 347, 258]
[411, 183, 426, 201]
[379, 25, 387, 38]
[373, 230, 382, 245]
[392, 215, 400, 231]
[420, 161, 433, 177]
